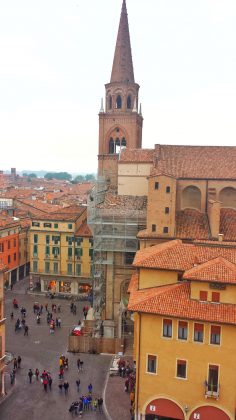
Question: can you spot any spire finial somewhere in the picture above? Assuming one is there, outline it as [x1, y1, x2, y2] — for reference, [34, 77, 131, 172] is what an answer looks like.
[100, 98, 104, 113]
[110, 0, 134, 83]
[132, 97, 137, 113]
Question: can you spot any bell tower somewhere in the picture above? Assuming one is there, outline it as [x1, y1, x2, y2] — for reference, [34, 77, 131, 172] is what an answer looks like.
[98, 0, 143, 185]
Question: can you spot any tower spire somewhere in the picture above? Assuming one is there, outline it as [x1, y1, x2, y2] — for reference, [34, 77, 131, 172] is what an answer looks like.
[110, 0, 134, 83]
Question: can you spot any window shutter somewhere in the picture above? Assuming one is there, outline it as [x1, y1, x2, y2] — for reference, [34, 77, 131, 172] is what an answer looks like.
[212, 292, 220, 302]
[211, 325, 221, 334]
[194, 323, 203, 332]
[200, 291, 208, 301]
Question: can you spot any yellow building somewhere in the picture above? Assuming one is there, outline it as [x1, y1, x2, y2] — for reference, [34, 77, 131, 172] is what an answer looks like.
[0, 264, 7, 395]
[128, 239, 236, 420]
[30, 206, 93, 295]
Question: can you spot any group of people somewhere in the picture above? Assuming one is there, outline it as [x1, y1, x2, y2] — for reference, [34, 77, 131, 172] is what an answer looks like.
[10, 355, 22, 385]
[27, 368, 53, 392]
[69, 395, 103, 416]
[118, 359, 136, 420]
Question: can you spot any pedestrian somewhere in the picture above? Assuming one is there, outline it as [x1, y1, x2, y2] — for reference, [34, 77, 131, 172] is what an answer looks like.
[17, 355, 22, 368]
[42, 377, 48, 392]
[76, 379, 80, 392]
[28, 369, 33, 384]
[57, 304, 61, 313]
[40, 304, 43, 314]
[58, 380, 63, 393]
[64, 358, 68, 370]
[88, 383, 93, 394]
[98, 397, 103, 413]
[24, 325, 29, 336]
[58, 317, 61, 327]
[35, 368, 40, 380]
[13, 358, 17, 370]
[10, 371, 15, 385]
[78, 400, 83, 416]
[48, 375, 52, 391]
[59, 367, 64, 379]
[70, 302, 74, 313]
[73, 304, 77, 315]
[63, 380, 69, 395]
[56, 318, 59, 327]
[77, 358, 80, 371]
[84, 311, 88, 320]
[45, 303, 48, 311]
[10, 283, 13, 291]
[10, 312, 14, 320]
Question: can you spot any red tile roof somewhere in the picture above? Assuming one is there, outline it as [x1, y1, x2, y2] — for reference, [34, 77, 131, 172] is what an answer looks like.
[133, 240, 236, 271]
[75, 221, 92, 237]
[176, 209, 209, 239]
[128, 281, 236, 325]
[183, 257, 236, 284]
[119, 148, 154, 163]
[220, 208, 236, 241]
[152, 145, 236, 179]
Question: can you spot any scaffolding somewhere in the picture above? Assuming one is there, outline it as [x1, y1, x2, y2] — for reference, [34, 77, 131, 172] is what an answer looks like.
[88, 177, 147, 324]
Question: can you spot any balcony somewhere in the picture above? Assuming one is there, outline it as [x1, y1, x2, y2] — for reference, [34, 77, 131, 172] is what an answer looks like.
[204, 381, 220, 399]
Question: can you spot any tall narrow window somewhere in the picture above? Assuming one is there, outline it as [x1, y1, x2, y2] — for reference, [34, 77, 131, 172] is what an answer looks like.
[33, 261, 38, 272]
[200, 291, 208, 301]
[166, 186, 171, 193]
[176, 360, 187, 379]
[178, 321, 188, 340]
[127, 95, 132, 109]
[210, 325, 221, 345]
[33, 245, 38, 257]
[53, 262, 58, 274]
[34, 234, 38, 244]
[194, 323, 204, 343]
[207, 365, 219, 393]
[212, 292, 220, 303]
[154, 182, 159, 190]
[67, 263, 73, 275]
[163, 319, 172, 338]
[147, 355, 157, 374]
[116, 95, 122, 109]
[45, 262, 50, 273]
[152, 224, 156, 232]
[76, 264, 81, 276]
[109, 138, 115, 154]
[108, 95, 112, 110]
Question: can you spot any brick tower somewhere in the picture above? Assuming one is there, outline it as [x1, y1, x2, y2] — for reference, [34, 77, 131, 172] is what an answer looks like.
[98, 0, 143, 185]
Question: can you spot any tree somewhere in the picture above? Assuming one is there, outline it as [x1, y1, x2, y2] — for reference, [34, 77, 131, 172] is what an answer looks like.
[28, 173, 37, 178]
[74, 175, 85, 183]
[85, 174, 95, 181]
[44, 172, 72, 181]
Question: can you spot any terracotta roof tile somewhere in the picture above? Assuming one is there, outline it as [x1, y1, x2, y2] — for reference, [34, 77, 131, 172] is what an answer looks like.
[152, 145, 236, 179]
[75, 221, 92, 237]
[176, 209, 210, 239]
[133, 240, 236, 271]
[119, 148, 154, 163]
[183, 257, 236, 284]
[220, 208, 236, 241]
[128, 282, 236, 325]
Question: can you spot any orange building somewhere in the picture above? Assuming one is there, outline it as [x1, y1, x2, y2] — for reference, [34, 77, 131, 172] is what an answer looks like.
[128, 239, 236, 420]
[0, 216, 20, 286]
[0, 263, 7, 395]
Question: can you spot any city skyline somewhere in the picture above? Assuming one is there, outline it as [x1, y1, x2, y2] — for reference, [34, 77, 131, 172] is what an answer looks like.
[1, 0, 236, 173]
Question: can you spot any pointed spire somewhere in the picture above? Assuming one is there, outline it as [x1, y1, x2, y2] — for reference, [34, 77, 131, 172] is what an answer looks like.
[100, 98, 104, 113]
[139, 103, 142, 116]
[132, 97, 137, 113]
[110, 0, 135, 83]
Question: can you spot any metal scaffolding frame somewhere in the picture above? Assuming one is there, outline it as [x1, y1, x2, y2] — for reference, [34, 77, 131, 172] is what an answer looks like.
[88, 177, 146, 322]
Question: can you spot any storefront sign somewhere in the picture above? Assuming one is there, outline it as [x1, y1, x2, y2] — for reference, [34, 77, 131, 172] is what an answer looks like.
[194, 414, 200, 419]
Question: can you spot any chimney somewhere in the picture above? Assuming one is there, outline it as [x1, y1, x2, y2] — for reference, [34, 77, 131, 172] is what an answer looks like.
[218, 233, 224, 242]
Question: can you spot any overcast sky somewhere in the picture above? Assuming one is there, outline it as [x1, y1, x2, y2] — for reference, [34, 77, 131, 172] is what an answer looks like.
[0, 0, 236, 174]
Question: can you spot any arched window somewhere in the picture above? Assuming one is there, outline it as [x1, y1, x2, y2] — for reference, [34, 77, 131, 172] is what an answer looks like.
[219, 187, 236, 209]
[181, 186, 201, 210]
[116, 95, 122, 109]
[127, 95, 132, 109]
[108, 95, 112, 110]
[121, 138, 126, 148]
[109, 138, 115, 154]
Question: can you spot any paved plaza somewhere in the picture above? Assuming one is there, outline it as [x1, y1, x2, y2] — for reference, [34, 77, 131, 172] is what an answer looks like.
[1, 278, 112, 420]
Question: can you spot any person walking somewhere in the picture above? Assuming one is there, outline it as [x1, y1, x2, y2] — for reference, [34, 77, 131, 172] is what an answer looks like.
[48, 375, 52, 391]
[63, 380, 69, 395]
[17, 355, 22, 368]
[42, 376, 48, 392]
[13, 358, 17, 370]
[88, 383, 93, 394]
[77, 358, 80, 372]
[76, 379, 80, 393]
[58, 381, 63, 393]
[24, 325, 29, 336]
[58, 317, 61, 327]
[10, 371, 15, 385]
[35, 368, 40, 380]
[28, 369, 33, 384]
[59, 367, 64, 380]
